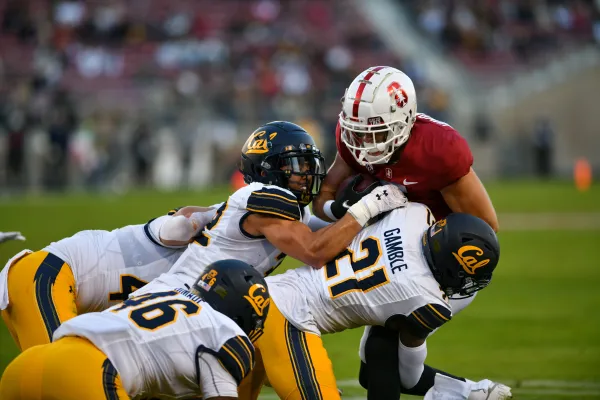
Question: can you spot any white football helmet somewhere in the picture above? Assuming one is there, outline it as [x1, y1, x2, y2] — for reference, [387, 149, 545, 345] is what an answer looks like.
[339, 66, 417, 166]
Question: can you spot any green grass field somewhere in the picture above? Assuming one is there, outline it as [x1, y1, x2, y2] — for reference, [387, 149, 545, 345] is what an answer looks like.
[1, 181, 599, 399]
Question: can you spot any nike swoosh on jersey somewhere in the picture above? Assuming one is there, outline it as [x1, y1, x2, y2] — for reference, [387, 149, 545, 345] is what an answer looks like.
[403, 179, 418, 185]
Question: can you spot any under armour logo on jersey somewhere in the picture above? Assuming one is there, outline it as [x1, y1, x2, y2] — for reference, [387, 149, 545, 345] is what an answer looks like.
[376, 190, 389, 200]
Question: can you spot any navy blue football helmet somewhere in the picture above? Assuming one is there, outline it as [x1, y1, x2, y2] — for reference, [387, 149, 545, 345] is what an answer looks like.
[239, 121, 326, 206]
[193, 259, 270, 336]
[422, 213, 500, 298]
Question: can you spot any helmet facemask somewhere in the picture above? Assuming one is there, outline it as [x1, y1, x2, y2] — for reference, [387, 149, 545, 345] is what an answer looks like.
[261, 148, 326, 206]
[439, 266, 492, 299]
[339, 111, 413, 166]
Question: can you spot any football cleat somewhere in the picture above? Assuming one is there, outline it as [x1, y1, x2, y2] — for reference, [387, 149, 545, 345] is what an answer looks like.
[467, 379, 513, 400]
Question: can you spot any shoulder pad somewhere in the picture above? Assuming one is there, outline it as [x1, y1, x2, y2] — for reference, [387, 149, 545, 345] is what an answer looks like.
[246, 185, 301, 221]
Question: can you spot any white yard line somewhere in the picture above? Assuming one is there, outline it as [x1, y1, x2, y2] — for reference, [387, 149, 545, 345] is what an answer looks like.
[519, 380, 600, 389]
[512, 388, 600, 397]
[498, 212, 600, 231]
[259, 379, 600, 399]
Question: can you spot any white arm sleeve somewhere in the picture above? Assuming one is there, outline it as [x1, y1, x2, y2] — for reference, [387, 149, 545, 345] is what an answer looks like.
[398, 340, 427, 389]
[307, 215, 331, 231]
[197, 352, 239, 399]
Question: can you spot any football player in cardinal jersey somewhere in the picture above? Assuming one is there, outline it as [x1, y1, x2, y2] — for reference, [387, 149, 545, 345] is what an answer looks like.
[237, 209, 510, 400]
[313, 66, 498, 230]
[312, 66, 503, 399]
[0, 206, 216, 351]
[0, 259, 270, 400]
[134, 121, 407, 296]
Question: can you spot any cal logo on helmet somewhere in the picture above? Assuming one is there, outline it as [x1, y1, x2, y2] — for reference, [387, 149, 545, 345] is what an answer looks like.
[452, 245, 490, 275]
[245, 131, 278, 154]
[243, 283, 270, 317]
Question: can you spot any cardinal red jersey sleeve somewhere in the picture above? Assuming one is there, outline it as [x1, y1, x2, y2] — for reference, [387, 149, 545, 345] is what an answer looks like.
[436, 129, 473, 189]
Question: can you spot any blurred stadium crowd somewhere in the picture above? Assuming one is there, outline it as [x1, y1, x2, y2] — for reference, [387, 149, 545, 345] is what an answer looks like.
[408, 0, 599, 68]
[0, 0, 597, 193]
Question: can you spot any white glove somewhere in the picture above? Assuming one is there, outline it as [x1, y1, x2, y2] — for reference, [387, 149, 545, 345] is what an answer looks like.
[348, 184, 408, 226]
[0, 231, 26, 244]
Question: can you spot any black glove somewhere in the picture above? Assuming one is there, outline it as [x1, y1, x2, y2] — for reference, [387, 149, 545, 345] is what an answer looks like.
[331, 175, 381, 219]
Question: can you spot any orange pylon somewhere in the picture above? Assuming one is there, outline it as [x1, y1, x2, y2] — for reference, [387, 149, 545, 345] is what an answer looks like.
[574, 158, 592, 192]
[230, 170, 247, 191]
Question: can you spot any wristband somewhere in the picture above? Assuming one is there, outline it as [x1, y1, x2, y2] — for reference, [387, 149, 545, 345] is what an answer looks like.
[348, 201, 371, 227]
[323, 200, 339, 221]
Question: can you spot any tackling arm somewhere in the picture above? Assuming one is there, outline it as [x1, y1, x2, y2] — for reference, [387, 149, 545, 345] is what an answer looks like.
[312, 153, 354, 221]
[245, 184, 407, 268]
[441, 168, 499, 232]
[244, 212, 362, 268]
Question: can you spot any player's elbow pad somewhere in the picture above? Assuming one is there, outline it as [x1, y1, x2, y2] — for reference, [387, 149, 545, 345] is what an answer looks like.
[159, 215, 200, 242]
[398, 340, 427, 389]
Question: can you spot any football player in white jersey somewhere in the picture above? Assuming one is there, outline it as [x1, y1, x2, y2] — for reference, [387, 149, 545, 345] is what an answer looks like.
[237, 208, 508, 400]
[0, 206, 215, 351]
[0, 259, 269, 400]
[137, 121, 407, 294]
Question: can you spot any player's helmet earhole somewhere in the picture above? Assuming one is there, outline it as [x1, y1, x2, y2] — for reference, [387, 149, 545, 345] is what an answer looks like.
[461, 237, 471, 243]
